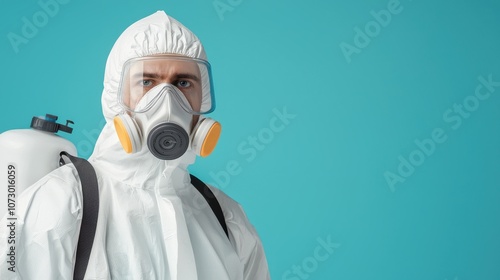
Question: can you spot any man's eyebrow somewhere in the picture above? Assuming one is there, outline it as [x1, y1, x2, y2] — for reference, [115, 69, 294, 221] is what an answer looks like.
[175, 73, 200, 83]
[130, 72, 200, 82]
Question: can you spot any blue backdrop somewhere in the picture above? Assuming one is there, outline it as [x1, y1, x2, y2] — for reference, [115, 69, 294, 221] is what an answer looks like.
[1, 0, 499, 279]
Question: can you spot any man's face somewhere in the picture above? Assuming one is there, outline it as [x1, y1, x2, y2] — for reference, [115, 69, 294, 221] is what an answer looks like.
[122, 57, 203, 128]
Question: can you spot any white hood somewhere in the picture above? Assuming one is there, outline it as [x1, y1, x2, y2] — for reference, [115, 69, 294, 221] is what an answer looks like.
[101, 11, 207, 122]
[90, 11, 206, 186]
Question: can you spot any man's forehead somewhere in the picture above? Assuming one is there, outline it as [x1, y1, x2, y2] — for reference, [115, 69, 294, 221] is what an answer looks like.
[129, 58, 200, 76]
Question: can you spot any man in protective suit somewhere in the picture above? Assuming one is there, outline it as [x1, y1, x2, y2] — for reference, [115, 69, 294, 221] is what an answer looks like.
[0, 11, 270, 280]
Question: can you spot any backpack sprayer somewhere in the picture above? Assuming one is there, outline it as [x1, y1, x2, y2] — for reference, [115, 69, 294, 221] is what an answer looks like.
[0, 114, 77, 218]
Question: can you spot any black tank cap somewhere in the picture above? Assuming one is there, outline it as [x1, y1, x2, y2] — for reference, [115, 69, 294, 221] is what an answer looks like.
[30, 114, 74, 134]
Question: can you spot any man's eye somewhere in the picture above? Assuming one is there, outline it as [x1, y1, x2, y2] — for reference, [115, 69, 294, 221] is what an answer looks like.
[177, 80, 191, 88]
[141, 80, 153, 86]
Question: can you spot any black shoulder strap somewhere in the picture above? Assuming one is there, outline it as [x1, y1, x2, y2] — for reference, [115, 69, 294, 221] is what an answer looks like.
[57, 155, 225, 279]
[59, 152, 99, 280]
[190, 174, 229, 238]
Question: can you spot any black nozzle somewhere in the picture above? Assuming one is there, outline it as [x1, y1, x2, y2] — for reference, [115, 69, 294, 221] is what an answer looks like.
[30, 114, 74, 134]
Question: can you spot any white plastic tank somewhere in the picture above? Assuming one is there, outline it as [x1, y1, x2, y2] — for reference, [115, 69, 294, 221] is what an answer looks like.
[0, 114, 77, 219]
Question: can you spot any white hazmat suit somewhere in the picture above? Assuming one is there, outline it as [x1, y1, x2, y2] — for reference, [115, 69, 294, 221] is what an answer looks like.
[0, 11, 270, 280]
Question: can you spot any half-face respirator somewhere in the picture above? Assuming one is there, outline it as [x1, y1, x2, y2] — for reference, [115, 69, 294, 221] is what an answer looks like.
[113, 56, 221, 160]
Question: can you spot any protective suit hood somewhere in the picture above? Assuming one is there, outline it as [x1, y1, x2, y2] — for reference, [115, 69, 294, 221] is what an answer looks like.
[90, 11, 206, 186]
[101, 11, 207, 121]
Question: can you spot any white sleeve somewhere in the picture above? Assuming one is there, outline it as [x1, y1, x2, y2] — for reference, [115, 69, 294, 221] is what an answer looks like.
[210, 187, 271, 280]
[0, 165, 82, 280]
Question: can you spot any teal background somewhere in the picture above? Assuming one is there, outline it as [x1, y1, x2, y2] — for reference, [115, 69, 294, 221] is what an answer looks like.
[1, 0, 500, 279]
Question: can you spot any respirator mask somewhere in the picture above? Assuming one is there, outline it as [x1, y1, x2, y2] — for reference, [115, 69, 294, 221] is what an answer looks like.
[113, 55, 221, 160]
